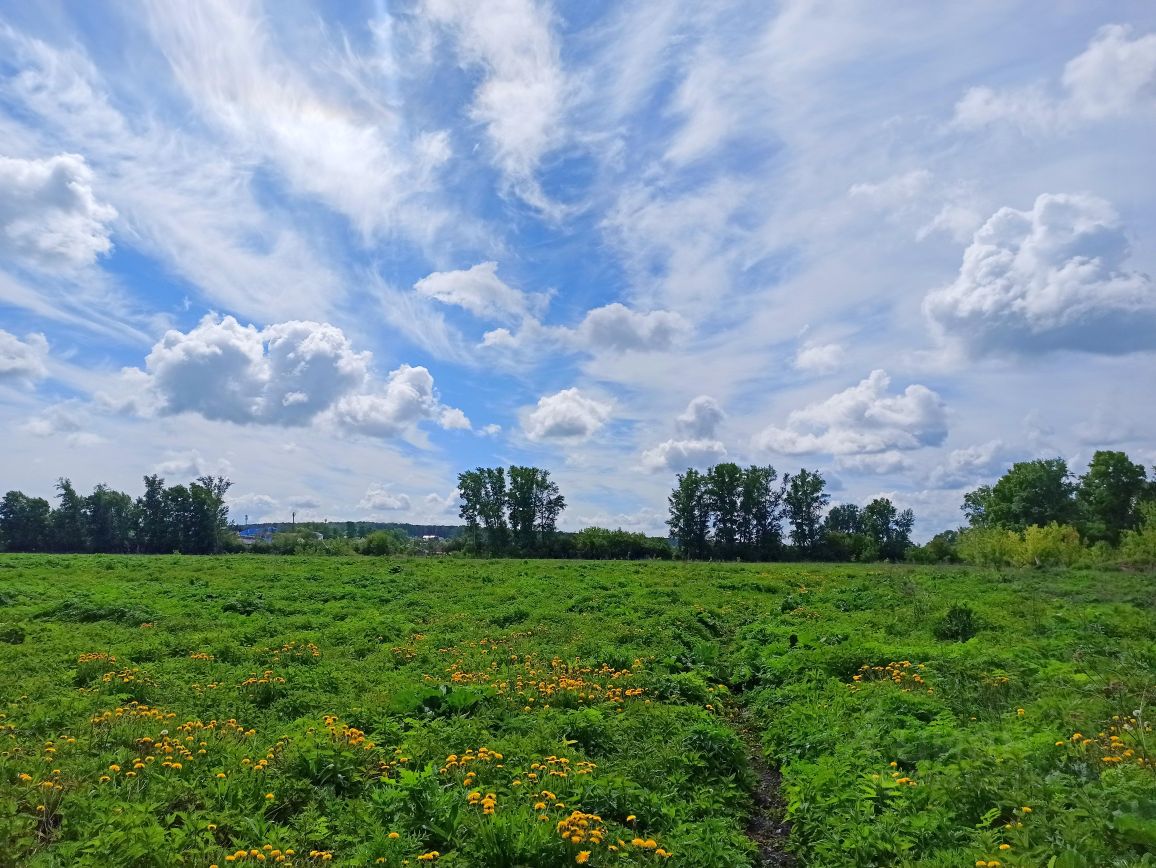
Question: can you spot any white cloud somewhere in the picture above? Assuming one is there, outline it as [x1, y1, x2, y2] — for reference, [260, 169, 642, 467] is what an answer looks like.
[438, 406, 473, 430]
[523, 387, 612, 441]
[0, 25, 348, 325]
[287, 495, 321, 510]
[0, 329, 49, 385]
[848, 170, 933, 206]
[115, 315, 467, 439]
[153, 449, 234, 480]
[603, 178, 751, 312]
[479, 423, 502, 437]
[640, 438, 727, 473]
[228, 492, 279, 521]
[676, 395, 725, 439]
[144, 0, 444, 239]
[414, 261, 545, 321]
[577, 303, 691, 352]
[358, 484, 411, 511]
[422, 0, 566, 209]
[0, 153, 116, 270]
[423, 489, 460, 515]
[835, 451, 912, 475]
[793, 342, 844, 374]
[124, 315, 370, 425]
[332, 364, 469, 438]
[924, 193, 1156, 356]
[953, 24, 1156, 132]
[755, 370, 948, 456]
[21, 404, 83, 437]
[928, 440, 1008, 489]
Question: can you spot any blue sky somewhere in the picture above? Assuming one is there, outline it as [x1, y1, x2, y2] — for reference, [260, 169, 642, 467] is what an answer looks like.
[1, 0, 1154, 538]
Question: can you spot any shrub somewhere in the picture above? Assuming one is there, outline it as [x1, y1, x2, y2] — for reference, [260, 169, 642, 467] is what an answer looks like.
[1013, 523, 1083, 568]
[933, 604, 979, 642]
[956, 527, 1018, 567]
[1119, 503, 1156, 567]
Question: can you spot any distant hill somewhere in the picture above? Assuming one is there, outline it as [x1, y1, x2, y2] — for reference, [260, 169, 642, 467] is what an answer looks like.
[233, 521, 465, 540]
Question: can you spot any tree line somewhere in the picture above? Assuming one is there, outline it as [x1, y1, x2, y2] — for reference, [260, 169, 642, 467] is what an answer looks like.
[916, 450, 1156, 567]
[0, 476, 232, 554]
[667, 463, 915, 562]
[457, 466, 566, 556]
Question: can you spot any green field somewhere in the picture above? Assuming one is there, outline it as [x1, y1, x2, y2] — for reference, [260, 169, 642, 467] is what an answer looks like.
[1, 556, 1154, 867]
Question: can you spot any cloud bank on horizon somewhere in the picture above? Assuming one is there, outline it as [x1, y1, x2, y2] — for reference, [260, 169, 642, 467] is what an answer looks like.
[1, 0, 1154, 538]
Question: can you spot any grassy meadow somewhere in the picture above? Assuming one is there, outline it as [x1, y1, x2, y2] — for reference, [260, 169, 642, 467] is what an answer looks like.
[1, 555, 1154, 867]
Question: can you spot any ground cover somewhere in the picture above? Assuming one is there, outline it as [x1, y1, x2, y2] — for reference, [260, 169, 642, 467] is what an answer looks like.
[0, 556, 1153, 866]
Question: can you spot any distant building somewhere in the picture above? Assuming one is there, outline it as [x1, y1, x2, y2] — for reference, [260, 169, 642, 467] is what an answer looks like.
[237, 526, 278, 544]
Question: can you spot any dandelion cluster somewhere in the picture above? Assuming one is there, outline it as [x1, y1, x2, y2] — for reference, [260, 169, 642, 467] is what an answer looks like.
[1060, 712, 1153, 769]
[440, 652, 645, 710]
[848, 661, 931, 694]
[224, 845, 298, 863]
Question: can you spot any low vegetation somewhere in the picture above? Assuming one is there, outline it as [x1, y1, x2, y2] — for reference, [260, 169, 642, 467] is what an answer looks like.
[2, 555, 1154, 865]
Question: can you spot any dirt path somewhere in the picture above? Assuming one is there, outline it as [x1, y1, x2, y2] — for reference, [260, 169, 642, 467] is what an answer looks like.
[736, 709, 795, 867]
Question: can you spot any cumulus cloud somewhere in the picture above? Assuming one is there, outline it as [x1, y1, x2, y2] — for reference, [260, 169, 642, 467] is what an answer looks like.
[423, 489, 460, 515]
[640, 438, 727, 473]
[0, 329, 49, 385]
[21, 404, 83, 437]
[287, 495, 321, 510]
[117, 315, 466, 437]
[849, 169, 982, 243]
[153, 449, 234, 479]
[793, 342, 844, 374]
[228, 492, 278, 521]
[332, 364, 470, 437]
[0, 153, 116, 270]
[481, 303, 689, 362]
[928, 440, 1008, 489]
[924, 193, 1156, 356]
[523, 387, 611, 441]
[577, 303, 691, 352]
[835, 451, 912, 475]
[422, 0, 566, 209]
[358, 484, 411, 511]
[953, 24, 1156, 132]
[755, 370, 947, 456]
[676, 395, 725, 439]
[120, 315, 369, 424]
[414, 261, 546, 321]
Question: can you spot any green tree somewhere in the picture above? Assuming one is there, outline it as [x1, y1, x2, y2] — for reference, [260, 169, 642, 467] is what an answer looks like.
[668, 469, 710, 559]
[706, 462, 743, 558]
[457, 469, 485, 552]
[85, 484, 135, 553]
[861, 497, 915, 561]
[824, 504, 863, 535]
[479, 467, 509, 555]
[187, 476, 232, 554]
[50, 478, 87, 552]
[0, 491, 52, 552]
[962, 459, 1076, 531]
[136, 475, 169, 554]
[783, 469, 829, 556]
[1077, 450, 1149, 545]
[739, 465, 783, 561]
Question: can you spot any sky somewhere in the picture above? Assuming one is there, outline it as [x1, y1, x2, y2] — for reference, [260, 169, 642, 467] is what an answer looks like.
[1, 1, 1154, 540]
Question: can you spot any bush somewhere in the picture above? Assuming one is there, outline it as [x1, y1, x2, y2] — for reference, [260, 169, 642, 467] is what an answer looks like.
[1014, 523, 1083, 568]
[956, 527, 1018, 567]
[362, 530, 409, 556]
[933, 604, 979, 642]
[1119, 503, 1156, 567]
